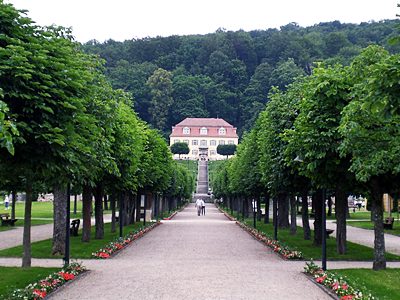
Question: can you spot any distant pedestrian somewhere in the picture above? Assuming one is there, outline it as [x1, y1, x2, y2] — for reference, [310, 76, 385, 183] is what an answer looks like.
[195, 199, 202, 216]
[4, 195, 9, 210]
[201, 199, 205, 215]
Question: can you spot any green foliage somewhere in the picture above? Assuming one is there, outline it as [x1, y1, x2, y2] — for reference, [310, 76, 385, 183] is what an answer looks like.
[216, 144, 237, 157]
[84, 20, 400, 135]
[339, 45, 400, 182]
[170, 142, 190, 156]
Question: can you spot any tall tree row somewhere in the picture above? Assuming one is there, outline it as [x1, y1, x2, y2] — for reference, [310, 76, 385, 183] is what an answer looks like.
[211, 45, 400, 271]
[0, 1, 195, 267]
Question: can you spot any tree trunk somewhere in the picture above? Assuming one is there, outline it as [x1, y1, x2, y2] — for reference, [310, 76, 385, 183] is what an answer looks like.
[335, 185, 347, 255]
[313, 190, 323, 246]
[301, 191, 311, 240]
[110, 193, 116, 233]
[94, 184, 104, 239]
[278, 192, 289, 228]
[81, 184, 92, 243]
[73, 194, 77, 215]
[104, 194, 108, 211]
[290, 195, 297, 235]
[123, 192, 130, 226]
[327, 195, 332, 217]
[136, 193, 141, 222]
[264, 194, 270, 224]
[257, 196, 261, 221]
[370, 178, 386, 270]
[11, 191, 16, 220]
[22, 186, 33, 267]
[52, 185, 67, 255]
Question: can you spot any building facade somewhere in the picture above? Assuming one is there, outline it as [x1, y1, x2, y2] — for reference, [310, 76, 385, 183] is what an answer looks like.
[169, 118, 239, 160]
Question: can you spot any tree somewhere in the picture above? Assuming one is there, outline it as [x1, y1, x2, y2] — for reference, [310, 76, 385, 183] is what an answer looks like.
[339, 45, 400, 270]
[217, 144, 237, 158]
[170, 142, 189, 159]
[284, 64, 354, 252]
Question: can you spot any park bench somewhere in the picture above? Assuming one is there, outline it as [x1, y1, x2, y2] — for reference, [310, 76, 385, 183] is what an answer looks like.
[326, 229, 334, 238]
[383, 217, 394, 230]
[70, 219, 80, 236]
[0, 213, 18, 226]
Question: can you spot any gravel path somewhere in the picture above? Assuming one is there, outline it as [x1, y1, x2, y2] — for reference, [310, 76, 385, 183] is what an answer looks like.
[48, 204, 330, 300]
[297, 217, 400, 256]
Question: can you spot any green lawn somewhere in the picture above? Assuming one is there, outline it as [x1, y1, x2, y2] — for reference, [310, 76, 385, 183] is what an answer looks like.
[242, 219, 400, 261]
[0, 222, 150, 259]
[334, 268, 400, 300]
[0, 266, 60, 298]
[0, 200, 85, 219]
[347, 220, 400, 236]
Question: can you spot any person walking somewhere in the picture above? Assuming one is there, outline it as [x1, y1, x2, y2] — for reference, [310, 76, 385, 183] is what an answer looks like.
[201, 199, 206, 215]
[195, 199, 202, 216]
[4, 195, 9, 210]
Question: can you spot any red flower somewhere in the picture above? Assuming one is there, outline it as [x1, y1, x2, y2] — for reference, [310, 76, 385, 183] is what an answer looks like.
[316, 275, 327, 283]
[341, 284, 348, 290]
[115, 243, 124, 250]
[33, 289, 47, 299]
[98, 252, 110, 259]
[331, 282, 339, 290]
[59, 272, 75, 281]
[340, 295, 353, 300]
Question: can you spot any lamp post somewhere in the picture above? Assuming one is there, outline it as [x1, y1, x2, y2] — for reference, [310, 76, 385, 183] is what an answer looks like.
[119, 192, 123, 238]
[273, 197, 278, 240]
[64, 183, 71, 266]
[322, 188, 327, 271]
[253, 198, 256, 229]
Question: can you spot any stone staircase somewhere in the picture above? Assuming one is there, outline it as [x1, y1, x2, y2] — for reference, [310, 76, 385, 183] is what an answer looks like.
[194, 160, 212, 202]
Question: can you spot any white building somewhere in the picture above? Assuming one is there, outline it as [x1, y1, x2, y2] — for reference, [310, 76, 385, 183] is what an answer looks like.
[169, 118, 239, 160]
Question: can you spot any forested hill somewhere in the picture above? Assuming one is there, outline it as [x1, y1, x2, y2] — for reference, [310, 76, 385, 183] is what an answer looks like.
[83, 20, 400, 137]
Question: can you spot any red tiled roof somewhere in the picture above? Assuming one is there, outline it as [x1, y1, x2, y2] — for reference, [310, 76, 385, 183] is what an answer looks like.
[175, 118, 234, 128]
[170, 118, 238, 138]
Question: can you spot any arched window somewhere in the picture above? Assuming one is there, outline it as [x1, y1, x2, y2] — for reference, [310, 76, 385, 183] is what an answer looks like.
[183, 127, 190, 135]
[200, 127, 208, 135]
[218, 127, 226, 135]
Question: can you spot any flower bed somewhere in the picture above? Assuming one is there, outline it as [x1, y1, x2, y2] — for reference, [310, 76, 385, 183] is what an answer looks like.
[304, 261, 375, 300]
[218, 206, 303, 260]
[9, 262, 85, 299]
[236, 221, 304, 260]
[92, 222, 160, 259]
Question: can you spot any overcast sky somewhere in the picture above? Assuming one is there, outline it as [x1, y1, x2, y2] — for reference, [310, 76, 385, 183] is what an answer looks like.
[6, 0, 399, 43]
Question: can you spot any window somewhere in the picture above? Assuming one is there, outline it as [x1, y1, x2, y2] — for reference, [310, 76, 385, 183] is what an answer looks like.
[174, 139, 180, 143]
[210, 140, 216, 146]
[183, 127, 190, 135]
[200, 127, 208, 135]
[192, 150, 198, 155]
[210, 150, 216, 156]
[228, 140, 234, 145]
[218, 127, 226, 135]
[218, 140, 225, 145]
[183, 140, 189, 144]
[200, 140, 207, 146]
[192, 140, 198, 146]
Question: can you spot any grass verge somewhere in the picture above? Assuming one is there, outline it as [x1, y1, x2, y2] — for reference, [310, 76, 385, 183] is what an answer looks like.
[334, 268, 400, 300]
[347, 220, 400, 236]
[241, 218, 400, 261]
[0, 222, 151, 259]
[0, 266, 59, 298]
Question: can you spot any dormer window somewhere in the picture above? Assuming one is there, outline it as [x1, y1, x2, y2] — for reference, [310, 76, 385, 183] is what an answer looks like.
[218, 127, 226, 135]
[183, 127, 190, 135]
[200, 127, 208, 135]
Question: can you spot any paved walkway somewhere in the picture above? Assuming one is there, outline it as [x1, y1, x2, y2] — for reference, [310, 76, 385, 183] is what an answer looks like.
[44, 204, 330, 300]
[297, 217, 400, 256]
